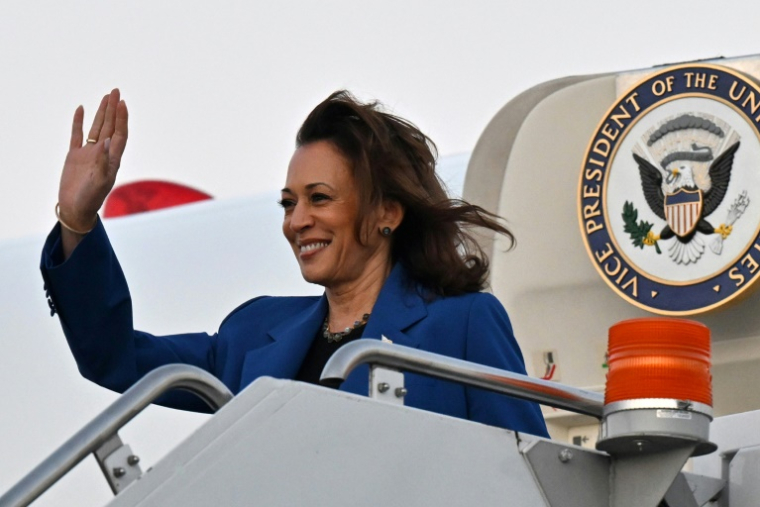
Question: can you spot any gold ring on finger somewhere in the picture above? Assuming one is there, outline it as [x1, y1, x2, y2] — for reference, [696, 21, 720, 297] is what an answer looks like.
[86, 138, 98, 144]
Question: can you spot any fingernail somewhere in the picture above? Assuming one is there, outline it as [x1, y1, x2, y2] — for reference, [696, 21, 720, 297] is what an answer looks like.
[104, 138, 111, 152]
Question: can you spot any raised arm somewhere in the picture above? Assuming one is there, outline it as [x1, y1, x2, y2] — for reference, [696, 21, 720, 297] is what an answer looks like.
[57, 89, 128, 258]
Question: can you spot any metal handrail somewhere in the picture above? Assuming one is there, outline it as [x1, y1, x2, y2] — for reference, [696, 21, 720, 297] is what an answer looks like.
[320, 339, 604, 418]
[0, 364, 233, 507]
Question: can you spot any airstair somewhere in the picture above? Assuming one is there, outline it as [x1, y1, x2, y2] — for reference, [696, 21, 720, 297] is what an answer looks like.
[0, 339, 754, 506]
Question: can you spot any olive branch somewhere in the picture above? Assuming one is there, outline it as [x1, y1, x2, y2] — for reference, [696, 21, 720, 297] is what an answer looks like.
[622, 201, 661, 254]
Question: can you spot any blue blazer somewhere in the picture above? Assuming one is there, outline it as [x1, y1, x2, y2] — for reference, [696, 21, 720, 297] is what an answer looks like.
[41, 220, 548, 437]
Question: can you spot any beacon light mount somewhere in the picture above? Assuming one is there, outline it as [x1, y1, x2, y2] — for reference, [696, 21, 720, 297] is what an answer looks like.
[594, 398, 718, 507]
[596, 397, 716, 457]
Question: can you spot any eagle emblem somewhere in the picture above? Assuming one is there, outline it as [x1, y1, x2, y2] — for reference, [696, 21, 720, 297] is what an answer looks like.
[629, 114, 749, 265]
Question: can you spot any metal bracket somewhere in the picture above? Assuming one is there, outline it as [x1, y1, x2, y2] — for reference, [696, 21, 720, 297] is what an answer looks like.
[522, 438, 610, 506]
[661, 471, 724, 506]
[662, 472, 699, 507]
[369, 366, 406, 406]
[93, 433, 143, 494]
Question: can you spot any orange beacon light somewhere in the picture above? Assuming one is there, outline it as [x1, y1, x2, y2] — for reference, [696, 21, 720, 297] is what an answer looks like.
[605, 318, 711, 406]
[597, 318, 716, 457]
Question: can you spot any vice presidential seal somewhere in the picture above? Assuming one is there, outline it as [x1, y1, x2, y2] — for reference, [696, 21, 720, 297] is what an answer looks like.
[579, 64, 760, 315]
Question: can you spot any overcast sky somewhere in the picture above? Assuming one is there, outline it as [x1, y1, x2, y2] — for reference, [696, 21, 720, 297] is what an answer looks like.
[2, 0, 759, 241]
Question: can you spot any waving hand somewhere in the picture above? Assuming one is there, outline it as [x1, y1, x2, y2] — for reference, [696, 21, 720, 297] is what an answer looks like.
[57, 89, 128, 257]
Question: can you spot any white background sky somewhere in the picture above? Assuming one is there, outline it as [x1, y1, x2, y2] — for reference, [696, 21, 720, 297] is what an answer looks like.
[2, 0, 759, 241]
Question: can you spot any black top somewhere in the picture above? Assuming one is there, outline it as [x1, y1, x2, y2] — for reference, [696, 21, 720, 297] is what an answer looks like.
[295, 324, 366, 386]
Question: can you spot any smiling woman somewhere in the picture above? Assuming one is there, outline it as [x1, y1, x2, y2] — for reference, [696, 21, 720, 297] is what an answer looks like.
[40, 89, 548, 437]
[280, 141, 395, 298]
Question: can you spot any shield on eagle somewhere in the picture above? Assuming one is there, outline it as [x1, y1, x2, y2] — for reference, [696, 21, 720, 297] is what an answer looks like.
[664, 188, 703, 237]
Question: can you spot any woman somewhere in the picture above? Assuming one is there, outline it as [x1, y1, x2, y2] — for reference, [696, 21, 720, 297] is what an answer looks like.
[41, 89, 548, 437]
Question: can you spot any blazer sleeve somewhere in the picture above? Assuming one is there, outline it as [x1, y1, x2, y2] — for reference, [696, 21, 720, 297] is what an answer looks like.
[40, 219, 217, 411]
[464, 293, 550, 437]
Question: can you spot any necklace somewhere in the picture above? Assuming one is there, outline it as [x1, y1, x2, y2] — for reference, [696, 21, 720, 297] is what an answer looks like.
[323, 313, 370, 343]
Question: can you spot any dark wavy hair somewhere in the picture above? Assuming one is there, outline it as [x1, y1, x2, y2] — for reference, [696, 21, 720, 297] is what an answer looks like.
[296, 90, 514, 296]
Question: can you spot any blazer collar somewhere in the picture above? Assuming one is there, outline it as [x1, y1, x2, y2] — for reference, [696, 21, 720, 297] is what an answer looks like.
[362, 263, 426, 348]
[336, 263, 428, 395]
[243, 264, 427, 389]
[269, 263, 427, 348]
[240, 295, 327, 385]
[268, 295, 328, 344]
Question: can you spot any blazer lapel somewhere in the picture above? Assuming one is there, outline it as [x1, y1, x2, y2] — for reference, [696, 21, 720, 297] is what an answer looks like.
[239, 265, 427, 395]
[239, 295, 327, 390]
[340, 264, 428, 394]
